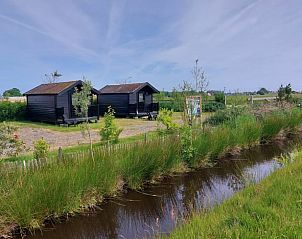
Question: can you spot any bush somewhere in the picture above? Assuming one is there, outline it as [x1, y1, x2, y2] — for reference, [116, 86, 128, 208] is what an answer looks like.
[157, 108, 179, 130]
[214, 92, 225, 104]
[33, 138, 49, 160]
[0, 101, 26, 122]
[0, 122, 25, 158]
[202, 102, 225, 112]
[159, 100, 183, 112]
[204, 106, 247, 126]
[100, 106, 122, 144]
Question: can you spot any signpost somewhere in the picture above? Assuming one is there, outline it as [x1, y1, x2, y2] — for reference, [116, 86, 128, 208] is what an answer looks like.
[185, 95, 202, 126]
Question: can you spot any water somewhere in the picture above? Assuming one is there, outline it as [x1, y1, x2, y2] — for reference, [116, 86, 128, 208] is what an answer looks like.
[20, 141, 296, 239]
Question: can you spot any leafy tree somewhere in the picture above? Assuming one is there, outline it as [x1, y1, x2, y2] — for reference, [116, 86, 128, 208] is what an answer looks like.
[277, 84, 292, 103]
[157, 108, 179, 131]
[257, 88, 269, 95]
[100, 106, 122, 144]
[72, 79, 94, 160]
[285, 83, 292, 101]
[3, 88, 22, 97]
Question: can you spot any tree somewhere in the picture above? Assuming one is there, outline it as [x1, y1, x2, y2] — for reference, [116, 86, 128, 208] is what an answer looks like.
[72, 79, 94, 160]
[3, 88, 22, 97]
[100, 106, 122, 144]
[257, 88, 269, 95]
[192, 59, 208, 93]
[285, 83, 292, 101]
[44, 70, 62, 83]
[277, 83, 292, 104]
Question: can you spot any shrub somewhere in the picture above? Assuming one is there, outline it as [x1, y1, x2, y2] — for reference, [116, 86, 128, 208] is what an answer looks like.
[214, 92, 225, 104]
[100, 106, 122, 144]
[0, 102, 26, 122]
[180, 126, 196, 167]
[202, 102, 225, 112]
[0, 122, 25, 158]
[33, 138, 49, 160]
[204, 106, 247, 126]
[157, 108, 179, 130]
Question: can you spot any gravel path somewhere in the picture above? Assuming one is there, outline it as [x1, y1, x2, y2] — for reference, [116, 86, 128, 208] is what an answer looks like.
[18, 120, 159, 151]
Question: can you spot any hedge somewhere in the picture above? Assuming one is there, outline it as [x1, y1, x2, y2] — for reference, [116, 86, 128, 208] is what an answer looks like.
[0, 101, 27, 122]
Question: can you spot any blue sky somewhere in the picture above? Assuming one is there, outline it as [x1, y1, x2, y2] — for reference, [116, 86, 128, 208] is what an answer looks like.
[0, 0, 302, 93]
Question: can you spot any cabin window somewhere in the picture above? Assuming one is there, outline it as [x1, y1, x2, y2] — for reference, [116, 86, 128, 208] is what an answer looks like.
[139, 93, 145, 102]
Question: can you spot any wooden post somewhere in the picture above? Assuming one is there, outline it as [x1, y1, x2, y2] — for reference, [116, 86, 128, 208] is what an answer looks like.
[58, 147, 63, 163]
[144, 133, 147, 143]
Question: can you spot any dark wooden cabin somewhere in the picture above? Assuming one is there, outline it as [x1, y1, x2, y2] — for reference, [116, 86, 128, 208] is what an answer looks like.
[99, 82, 159, 117]
[24, 80, 100, 124]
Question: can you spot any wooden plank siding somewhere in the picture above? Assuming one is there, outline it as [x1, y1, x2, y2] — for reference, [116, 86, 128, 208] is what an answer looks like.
[27, 95, 57, 123]
[99, 93, 129, 116]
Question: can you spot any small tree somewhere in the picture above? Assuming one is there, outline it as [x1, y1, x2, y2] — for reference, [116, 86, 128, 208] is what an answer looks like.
[192, 59, 208, 93]
[157, 108, 179, 131]
[72, 79, 95, 159]
[44, 70, 62, 83]
[33, 138, 49, 160]
[285, 83, 292, 102]
[277, 83, 292, 105]
[0, 122, 25, 158]
[100, 106, 122, 144]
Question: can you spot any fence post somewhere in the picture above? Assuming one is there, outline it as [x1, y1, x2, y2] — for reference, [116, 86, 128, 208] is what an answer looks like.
[144, 133, 147, 143]
[58, 147, 63, 163]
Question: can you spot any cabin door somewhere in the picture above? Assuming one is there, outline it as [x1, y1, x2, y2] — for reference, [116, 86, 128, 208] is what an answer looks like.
[138, 92, 146, 112]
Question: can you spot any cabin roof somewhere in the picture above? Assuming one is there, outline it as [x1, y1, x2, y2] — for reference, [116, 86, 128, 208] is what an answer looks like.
[24, 80, 100, 96]
[99, 82, 159, 94]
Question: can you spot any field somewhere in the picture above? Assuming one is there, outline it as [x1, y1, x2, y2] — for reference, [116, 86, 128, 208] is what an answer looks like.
[168, 149, 302, 239]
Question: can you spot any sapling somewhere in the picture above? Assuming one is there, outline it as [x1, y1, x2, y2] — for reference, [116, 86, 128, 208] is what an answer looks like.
[72, 79, 95, 160]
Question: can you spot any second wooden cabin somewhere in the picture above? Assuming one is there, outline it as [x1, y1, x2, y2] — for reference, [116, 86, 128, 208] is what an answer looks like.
[99, 82, 159, 117]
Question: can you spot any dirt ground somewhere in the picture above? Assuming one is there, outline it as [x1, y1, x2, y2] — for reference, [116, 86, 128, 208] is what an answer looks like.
[17, 119, 160, 151]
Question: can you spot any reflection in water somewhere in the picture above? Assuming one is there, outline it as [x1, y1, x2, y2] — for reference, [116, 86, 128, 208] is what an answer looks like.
[21, 141, 296, 239]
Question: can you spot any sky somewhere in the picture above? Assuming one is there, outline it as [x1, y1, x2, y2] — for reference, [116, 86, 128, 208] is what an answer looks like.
[0, 0, 302, 93]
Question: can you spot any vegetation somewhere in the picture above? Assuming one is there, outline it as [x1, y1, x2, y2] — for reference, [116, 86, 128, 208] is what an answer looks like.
[0, 107, 302, 236]
[0, 122, 24, 158]
[0, 101, 26, 122]
[256, 87, 269, 95]
[2, 88, 22, 97]
[168, 149, 302, 239]
[33, 138, 49, 160]
[72, 80, 95, 159]
[157, 108, 179, 130]
[99, 106, 122, 144]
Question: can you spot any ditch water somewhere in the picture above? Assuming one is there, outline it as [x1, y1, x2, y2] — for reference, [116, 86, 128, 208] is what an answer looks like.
[20, 139, 300, 239]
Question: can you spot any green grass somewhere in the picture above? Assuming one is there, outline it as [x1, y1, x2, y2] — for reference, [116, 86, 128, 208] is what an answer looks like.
[0, 108, 302, 236]
[167, 149, 302, 239]
[8, 112, 183, 132]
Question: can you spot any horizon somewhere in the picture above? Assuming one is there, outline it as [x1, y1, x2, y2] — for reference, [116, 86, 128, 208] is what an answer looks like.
[1, 0, 302, 93]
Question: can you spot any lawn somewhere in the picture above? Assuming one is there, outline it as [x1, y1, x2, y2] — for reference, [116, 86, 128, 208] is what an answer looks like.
[9, 112, 183, 132]
[167, 149, 302, 239]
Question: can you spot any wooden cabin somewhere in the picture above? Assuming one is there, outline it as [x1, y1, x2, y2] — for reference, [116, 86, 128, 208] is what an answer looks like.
[99, 82, 159, 117]
[24, 80, 100, 124]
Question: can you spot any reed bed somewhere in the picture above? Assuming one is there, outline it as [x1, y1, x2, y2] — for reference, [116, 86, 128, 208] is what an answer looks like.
[0, 108, 301, 236]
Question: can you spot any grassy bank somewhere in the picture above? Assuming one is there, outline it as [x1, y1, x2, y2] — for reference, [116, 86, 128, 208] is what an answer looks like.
[0, 108, 302, 236]
[167, 149, 302, 239]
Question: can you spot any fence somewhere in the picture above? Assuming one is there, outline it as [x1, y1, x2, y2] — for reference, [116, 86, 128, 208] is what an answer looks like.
[0, 132, 174, 173]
